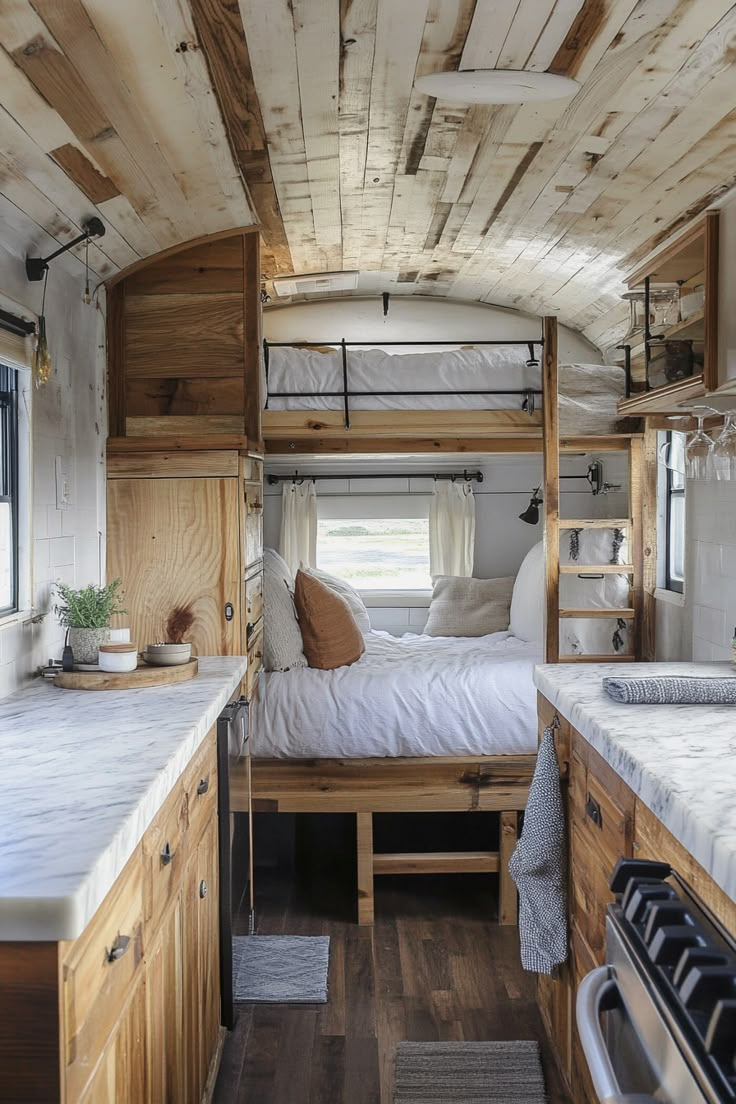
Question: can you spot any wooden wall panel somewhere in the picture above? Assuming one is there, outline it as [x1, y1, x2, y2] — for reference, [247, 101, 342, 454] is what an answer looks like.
[126, 377, 245, 417]
[123, 236, 246, 295]
[125, 294, 244, 378]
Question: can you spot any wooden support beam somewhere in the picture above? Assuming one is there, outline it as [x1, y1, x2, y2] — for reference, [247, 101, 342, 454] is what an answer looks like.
[559, 608, 635, 619]
[356, 812, 374, 926]
[263, 410, 544, 440]
[559, 564, 635, 574]
[372, 851, 500, 876]
[499, 812, 518, 926]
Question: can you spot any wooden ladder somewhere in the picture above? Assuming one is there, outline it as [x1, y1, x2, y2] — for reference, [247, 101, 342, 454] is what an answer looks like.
[542, 316, 651, 663]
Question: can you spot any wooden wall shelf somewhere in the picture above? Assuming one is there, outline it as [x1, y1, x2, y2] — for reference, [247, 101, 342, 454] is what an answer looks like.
[617, 374, 705, 415]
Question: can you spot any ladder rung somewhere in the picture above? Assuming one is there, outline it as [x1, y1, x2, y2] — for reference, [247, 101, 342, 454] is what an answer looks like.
[559, 608, 635, 619]
[560, 564, 635, 574]
[559, 518, 630, 529]
[561, 654, 634, 662]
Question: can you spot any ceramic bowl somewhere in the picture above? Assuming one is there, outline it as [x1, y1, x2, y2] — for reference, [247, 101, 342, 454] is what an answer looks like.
[143, 642, 192, 666]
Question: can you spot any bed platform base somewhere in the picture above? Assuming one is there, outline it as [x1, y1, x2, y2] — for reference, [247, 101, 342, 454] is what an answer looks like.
[230, 755, 535, 926]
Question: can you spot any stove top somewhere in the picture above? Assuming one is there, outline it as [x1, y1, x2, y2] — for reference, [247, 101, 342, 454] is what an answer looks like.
[610, 859, 736, 1103]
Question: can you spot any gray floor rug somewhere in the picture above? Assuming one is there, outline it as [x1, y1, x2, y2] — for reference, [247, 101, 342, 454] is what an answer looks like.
[394, 1041, 547, 1103]
[232, 935, 330, 1003]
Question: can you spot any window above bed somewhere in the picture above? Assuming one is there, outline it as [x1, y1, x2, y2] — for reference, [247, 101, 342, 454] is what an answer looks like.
[316, 494, 432, 591]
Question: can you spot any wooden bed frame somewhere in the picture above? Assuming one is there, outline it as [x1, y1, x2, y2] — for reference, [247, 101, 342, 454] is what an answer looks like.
[230, 316, 654, 925]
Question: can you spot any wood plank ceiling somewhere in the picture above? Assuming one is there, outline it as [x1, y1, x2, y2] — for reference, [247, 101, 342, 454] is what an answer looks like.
[1, 1, 736, 354]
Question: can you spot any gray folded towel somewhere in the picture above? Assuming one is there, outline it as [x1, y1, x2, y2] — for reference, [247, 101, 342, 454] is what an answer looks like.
[508, 726, 567, 974]
[603, 675, 736, 705]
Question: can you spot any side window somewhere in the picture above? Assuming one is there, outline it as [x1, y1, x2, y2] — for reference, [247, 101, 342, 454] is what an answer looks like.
[658, 430, 685, 594]
[0, 362, 19, 615]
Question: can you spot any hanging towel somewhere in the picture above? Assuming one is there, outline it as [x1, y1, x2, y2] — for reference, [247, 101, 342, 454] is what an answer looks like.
[508, 726, 567, 974]
[603, 675, 736, 705]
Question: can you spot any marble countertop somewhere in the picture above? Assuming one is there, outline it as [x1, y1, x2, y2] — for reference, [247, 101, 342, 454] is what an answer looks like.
[0, 657, 246, 941]
[534, 661, 736, 906]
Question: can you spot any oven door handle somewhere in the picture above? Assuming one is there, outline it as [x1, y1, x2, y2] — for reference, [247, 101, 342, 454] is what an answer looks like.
[576, 966, 659, 1104]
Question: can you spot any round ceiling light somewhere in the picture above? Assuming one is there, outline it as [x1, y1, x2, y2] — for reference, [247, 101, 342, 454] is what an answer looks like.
[414, 69, 580, 104]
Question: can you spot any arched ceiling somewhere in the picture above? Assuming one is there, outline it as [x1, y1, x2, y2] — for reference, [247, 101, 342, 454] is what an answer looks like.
[2, 0, 736, 354]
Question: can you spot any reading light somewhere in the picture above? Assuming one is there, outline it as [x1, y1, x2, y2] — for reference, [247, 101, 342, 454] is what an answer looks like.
[26, 217, 106, 282]
[519, 488, 543, 525]
[414, 69, 579, 105]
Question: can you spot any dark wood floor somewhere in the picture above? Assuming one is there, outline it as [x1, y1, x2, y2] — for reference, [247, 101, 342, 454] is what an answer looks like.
[214, 817, 570, 1104]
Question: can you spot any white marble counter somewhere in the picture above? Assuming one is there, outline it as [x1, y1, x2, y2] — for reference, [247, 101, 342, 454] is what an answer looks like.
[534, 661, 736, 906]
[0, 657, 246, 941]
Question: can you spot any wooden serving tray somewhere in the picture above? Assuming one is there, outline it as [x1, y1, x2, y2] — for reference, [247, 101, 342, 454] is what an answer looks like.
[54, 657, 198, 691]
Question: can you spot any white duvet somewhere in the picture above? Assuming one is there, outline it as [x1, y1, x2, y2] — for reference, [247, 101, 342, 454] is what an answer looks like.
[252, 630, 541, 759]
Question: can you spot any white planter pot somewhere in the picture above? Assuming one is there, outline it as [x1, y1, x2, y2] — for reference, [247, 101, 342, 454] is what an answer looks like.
[68, 627, 111, 665]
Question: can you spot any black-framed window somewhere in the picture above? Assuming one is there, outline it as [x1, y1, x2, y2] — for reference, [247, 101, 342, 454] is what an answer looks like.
[664, 430, 685, 593]
[0, 362, 19, 615]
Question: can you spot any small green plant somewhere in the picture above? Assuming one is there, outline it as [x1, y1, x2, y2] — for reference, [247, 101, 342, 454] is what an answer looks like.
[54, 579, 127, 628]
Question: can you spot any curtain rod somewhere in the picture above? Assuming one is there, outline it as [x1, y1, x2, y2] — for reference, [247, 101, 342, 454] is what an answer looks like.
[267, 469, 484, 485]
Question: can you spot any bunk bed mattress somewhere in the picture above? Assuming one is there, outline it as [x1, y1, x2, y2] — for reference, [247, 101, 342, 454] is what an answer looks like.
[252, 630, 541, 759]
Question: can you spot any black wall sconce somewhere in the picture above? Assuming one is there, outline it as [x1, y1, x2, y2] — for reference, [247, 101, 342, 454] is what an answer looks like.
[26, 217, 106, 282]
[519, 460, 618, 524]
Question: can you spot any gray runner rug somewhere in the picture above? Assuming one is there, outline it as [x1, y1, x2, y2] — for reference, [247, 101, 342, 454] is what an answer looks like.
[394, 1040, 547, 1103]
[232, 935, 330, 1003]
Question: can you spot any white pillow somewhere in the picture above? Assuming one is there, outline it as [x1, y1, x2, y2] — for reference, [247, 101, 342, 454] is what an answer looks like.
[263, 548, 307, 672]
[509, 541, 545, 643]
[300, 564, 371, 633]
[425, 575, 514, 637]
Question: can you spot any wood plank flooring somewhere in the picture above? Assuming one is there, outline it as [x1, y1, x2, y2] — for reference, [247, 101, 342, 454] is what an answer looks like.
[214, 816, 569, 1103]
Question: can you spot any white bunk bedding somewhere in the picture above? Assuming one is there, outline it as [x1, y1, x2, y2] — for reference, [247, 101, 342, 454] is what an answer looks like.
[265, 346, 629, 433]
[252, 629, 541, 759]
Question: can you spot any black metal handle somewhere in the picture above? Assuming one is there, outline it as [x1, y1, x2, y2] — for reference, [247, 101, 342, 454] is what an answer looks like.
[585, 793, 603, 829]
[197, 777, 209, 796]
[106, 933, 130, 963]
[160, 841, 173, 866]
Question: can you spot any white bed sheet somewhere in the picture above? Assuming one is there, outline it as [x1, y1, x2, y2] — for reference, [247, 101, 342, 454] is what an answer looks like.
[252, 630, 541, 759]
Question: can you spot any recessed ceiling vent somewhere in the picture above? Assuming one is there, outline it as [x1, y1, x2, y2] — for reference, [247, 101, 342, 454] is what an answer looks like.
[272, 270, 359, 297]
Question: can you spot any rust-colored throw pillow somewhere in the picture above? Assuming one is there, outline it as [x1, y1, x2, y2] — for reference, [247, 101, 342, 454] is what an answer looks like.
[294, 569, 366, 670]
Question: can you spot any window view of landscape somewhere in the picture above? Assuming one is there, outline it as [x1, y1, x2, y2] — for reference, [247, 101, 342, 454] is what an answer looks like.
[317, 518, 431, 590]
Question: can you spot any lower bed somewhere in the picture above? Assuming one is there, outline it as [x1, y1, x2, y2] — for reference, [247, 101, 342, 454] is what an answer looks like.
[231, 632, 541, 924]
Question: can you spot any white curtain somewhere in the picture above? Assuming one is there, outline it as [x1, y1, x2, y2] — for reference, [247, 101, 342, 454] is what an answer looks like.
[429, 480, 475, 578]
[279, 481, 317, 575]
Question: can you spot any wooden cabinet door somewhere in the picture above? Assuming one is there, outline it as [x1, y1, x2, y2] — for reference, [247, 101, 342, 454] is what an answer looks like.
[183, 818, 221, 1101]
[78, 977, 146, 1104]
[145, 898, 185, 1104]
[108, 477, 241, 656]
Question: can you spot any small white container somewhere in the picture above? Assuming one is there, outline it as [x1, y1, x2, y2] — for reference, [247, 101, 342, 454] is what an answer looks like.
[108, 627, 131, 643]
[98, 643, 138, 673]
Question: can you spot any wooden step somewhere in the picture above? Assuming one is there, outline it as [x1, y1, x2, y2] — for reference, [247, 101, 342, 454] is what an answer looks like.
[559, 518, 630, 529]
[560, 654, 634, 662]
[559, 564, 634, 574]
[372, 851, 499, 875]
[559, 608, 635, 619]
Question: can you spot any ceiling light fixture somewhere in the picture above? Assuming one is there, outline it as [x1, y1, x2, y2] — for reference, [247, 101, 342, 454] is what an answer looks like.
[414, 69, 579, 105]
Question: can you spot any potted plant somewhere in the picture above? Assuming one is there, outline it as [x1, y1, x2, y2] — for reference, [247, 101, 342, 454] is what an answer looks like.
[54, 579, 127, 665]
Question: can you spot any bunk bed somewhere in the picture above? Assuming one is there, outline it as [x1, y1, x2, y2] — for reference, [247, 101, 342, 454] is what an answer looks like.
[230, 317, 651, 926]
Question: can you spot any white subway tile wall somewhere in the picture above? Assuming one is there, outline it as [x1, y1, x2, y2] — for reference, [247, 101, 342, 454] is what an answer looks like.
[0, 229, 106, 698]
[689, 479, 736, 661]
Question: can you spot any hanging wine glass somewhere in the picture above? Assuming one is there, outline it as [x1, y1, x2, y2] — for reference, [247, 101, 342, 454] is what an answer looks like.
[659, 423, 686, 475]
[685, 407, 717, 480]
[712, 412, 736, 481]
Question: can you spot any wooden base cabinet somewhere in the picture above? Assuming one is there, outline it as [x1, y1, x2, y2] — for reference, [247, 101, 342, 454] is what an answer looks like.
[0, 728, 222, 1104]
[536, 694, 735, 1104]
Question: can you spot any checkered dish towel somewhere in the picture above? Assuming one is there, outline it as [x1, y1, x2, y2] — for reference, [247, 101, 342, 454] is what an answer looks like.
[508, 726, 567, 974]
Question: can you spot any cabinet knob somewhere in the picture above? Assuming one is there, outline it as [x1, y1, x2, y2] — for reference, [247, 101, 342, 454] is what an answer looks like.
[160, 841, 174, 866]
[584, 793, 603, 829]
[106, 934, 130, 963]
[224, 601, 234, 622]
[199, 879, 208, 899]
[196, 777, 209, 796]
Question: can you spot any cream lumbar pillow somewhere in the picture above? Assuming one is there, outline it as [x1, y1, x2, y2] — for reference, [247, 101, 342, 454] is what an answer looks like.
[263, 548, 308, 672]
[300, 564, 371, 633]
[294, 569, 365, 670]
[424, 575, 515, 638]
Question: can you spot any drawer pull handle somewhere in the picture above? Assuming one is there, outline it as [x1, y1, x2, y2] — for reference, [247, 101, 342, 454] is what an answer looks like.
[106, 934, 130, 963]
[197, 777, 209, 796]
[160, 841, 174, 866]
[585, 793, 603, 830]
[199, 879, 208, 899]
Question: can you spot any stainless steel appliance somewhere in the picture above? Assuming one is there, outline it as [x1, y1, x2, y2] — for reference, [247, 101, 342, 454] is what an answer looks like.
[217, 696, 249, 1031]
[577, 858, 736, 1104]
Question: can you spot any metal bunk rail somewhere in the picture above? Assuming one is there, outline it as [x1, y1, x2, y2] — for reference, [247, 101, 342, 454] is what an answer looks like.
[262, 336, 544, 430]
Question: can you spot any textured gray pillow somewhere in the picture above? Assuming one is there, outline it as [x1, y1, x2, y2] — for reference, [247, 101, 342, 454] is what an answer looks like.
[425, 575, 515, 638]
[263, 549, 307, 672]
